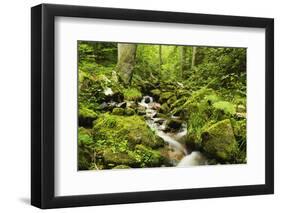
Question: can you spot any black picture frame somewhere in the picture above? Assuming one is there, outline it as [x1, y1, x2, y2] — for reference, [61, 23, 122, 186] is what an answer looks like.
[31, 3, 274, 209]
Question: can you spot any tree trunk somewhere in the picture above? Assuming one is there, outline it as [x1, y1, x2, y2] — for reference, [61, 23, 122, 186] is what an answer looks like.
[116, 43, 137, 85]
[159, 45, 162, 78]
[191, 46, 197, 68]
[180, 46, 187, 79]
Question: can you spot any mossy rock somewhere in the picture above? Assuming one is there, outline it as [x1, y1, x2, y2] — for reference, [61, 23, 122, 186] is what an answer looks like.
[93, 114, 165, 149]
[124, 108, 135, 116]
[159, 92, 173, 102]
[112, 107, 125, 115]
[103, 149, 137, 166]
[112, 165, 131, 169]
[79, 107, 98, 128]
[78, 127, 94, 170]
[159, 103, 170, 114]
[150, 89, 161, 96]
[166, 118, 183, 131]
[201, 119, 238, 162]
[123, 88, 142, 101]
[134, 144, 165, 167]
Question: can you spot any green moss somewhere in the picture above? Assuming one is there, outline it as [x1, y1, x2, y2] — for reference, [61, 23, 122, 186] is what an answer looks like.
[103, 149, 137, 166]
[213, 101, 236, 115]
[150, 89, 161, 96]
[160, 92, 173, 102]
[113, 165, 131, 169]
[132, 144, 165, 167]
[78, 127, 94, 170]
[124, 108, 135, 116]
[167, 96, 177, 106]
[123, 88, 142, 101]
[78, 127, 93, 145]
[93, 114, 165, 148]
[201, 119, 238, 162]
[204, 94, 221, 104]
[91, 114, 168, 168]
[79, 107, 98, 128]
[159, 103, 170, 114]
[112, 107, 125, 115]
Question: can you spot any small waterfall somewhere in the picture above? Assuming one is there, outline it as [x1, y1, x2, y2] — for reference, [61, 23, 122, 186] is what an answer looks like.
[177, 151, 207, 167]
[157, 131, 187, 155]
[139, 95, 207, 167]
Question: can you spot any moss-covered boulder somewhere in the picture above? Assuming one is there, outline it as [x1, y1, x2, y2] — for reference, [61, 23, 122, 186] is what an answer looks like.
[124, 108, 135, 116]
[123, 88, 142, 101]
[112, 107, 125, 115]
[103, 149, 137, 166]
[201, 119, 238, 162]
[79, 107, 98, 128]
[78, 127, 94, 170]
[93, 114, 164, 148]
[92, 114, 168, 168]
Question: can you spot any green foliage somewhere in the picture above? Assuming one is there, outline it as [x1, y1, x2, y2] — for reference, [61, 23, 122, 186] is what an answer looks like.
[213, 101, 236, 115]
[123, 88, 142, 101]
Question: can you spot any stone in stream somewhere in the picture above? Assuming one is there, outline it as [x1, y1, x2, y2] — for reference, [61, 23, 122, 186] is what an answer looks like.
[166, 118, 183, 131]
[143, 96, 153, 103]
[117, 102, 127, 108]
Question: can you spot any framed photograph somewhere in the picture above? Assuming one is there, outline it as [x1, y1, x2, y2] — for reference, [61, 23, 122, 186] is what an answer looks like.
[31, 3, 274, 209]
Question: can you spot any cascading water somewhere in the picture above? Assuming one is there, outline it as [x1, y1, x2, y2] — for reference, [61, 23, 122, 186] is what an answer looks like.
[139, 96, 207, 167]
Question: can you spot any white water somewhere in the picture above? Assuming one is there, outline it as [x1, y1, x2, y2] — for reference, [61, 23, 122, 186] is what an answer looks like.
[139, 96, 207, 167]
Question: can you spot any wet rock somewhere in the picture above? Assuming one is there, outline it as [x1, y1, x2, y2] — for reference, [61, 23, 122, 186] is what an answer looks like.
[126, 101, 137, 108]
[149, 102, 161, 110]
[154, 118, 166, 125]
[117, 102, 127, 108]
[99, 102, 108, 110]
[143, 96, 153, 103]
[166, 118, 183, 131]
[104, 91, 124, 103]
[201, 119, 238, 162]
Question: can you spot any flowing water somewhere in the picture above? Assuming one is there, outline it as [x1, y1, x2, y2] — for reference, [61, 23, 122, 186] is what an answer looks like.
[139, 96, 208, 167]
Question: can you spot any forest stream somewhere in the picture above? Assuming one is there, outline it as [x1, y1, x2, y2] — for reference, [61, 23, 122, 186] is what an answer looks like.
[78, 41, 247, 171]
[139, 96, 208, 167]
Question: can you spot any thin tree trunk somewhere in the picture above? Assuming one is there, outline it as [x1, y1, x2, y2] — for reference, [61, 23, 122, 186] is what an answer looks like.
[159, 45, 162, 78]
[116, 43, 137, 85]
[191, 46, 197, 68]
[180, 46, 186, 79]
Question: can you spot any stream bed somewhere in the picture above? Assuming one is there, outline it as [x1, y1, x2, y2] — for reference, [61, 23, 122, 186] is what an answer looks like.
[139, 96, 208, 167]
